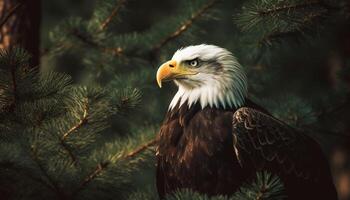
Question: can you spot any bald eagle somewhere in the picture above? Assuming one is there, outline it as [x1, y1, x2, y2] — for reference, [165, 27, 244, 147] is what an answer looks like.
[155, 44, 338, 200]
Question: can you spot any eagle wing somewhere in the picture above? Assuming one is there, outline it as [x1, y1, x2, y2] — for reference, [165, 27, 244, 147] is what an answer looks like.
[232, 107, 329, 180]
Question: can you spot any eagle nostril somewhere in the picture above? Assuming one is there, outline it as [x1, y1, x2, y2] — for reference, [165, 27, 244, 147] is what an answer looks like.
[169, 64, 175, 68]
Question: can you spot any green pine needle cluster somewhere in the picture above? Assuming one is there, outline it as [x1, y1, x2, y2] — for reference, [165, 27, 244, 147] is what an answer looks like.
[0, 48, 153, 199]
[163, 172, 285, 200]
[46, 0, 218, 79]
[44, 0, 220, 124]
[234, 0, 337, 46]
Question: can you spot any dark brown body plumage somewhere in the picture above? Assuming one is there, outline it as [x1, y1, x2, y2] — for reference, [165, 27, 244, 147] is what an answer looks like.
[156, 99, 338, 200]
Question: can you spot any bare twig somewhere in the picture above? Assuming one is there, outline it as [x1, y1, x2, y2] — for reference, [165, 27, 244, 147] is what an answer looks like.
[100, 0, 127, 31]
[0, 2, 23, 28]
[151, 0, 219, 52]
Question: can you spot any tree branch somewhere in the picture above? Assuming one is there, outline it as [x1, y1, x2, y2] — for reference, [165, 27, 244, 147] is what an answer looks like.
[100, 0, 127, 31]
[0, 2, 23, 28]
[0, 161, 53, 192]
[30, 145, 63, 197]
[258, 0, 329, 16]
[42, 26, 124, 57]
[62, 101, 89, 140]
[72, 29, 124, 56]
[73, 138, 157, 195]
[257, 10, 326, 46]
[57, 99, 90, 166]
[124, 138, 157, 159]
[71, 29, 99, 48]
[151, 0, 219, 52]
[258, 29, 299, 46]
[58, 137, 78, 166]
[78, 161, 110, 191]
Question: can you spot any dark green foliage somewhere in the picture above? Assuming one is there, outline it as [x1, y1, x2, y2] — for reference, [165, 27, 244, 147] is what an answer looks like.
[1, 0, 223, 199]
[234, 0, 339, 46]
[232, 0, 350, 137]
[1, 0, 349, 198]
[232, 172, 286, 200]
[46, 0, 218, 68]
[0, 48, 154, 199]
[166, 189, 228, 200]
[163, 172, 285, 200]
[44, 0, 220, 124]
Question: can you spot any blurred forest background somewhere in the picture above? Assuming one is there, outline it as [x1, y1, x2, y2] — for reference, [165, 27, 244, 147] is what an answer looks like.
[0, 0, 350, 199]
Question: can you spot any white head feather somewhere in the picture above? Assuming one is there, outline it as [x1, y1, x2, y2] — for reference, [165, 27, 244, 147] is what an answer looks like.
[168, 44, 248, 110]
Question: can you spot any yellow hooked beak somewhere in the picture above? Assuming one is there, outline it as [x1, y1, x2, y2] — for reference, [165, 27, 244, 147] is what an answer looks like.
[156, 60, 197, 88]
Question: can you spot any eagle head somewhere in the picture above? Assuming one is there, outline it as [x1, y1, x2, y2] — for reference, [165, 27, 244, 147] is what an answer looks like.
[156, 44, 247, 110]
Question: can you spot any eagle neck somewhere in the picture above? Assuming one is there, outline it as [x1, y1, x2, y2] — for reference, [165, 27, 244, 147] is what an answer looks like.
[169, 83, 246, 110]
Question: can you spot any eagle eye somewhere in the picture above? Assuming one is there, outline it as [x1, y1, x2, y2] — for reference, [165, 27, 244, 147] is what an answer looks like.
[187, 59, 199, 67]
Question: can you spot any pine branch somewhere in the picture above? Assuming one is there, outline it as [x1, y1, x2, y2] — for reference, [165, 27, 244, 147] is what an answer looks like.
[257, 10, 324, 46]
[0, 48, 30, 112]
[30, 145, 63, 197]
[257, 0, 326, 16]
[73, 138, 157, 194]
[58, 137, 78, 166]
[124, 138, 157, 159]
[71, 28, 124, 56]
[151, 0, 219, 52]
[71, 29, 99, 48]
[255, 185, 267, 200]
[100, 0, 127, 31]
[235, 0, 335, 33]
[57, 99, 90, 166]
[43, 20, 124, 57]
[0, 161, 54, 193]
[62, 100, 89, 140]
[77, 161, 110, 192]
[0, 2, 23, 28]
[232, 171, 286, 200]
[41, 43, 74, 57]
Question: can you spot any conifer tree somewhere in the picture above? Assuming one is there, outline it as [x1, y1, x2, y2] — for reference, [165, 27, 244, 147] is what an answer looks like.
[1, 0, 349, 199]
[0, 47, 156, 199]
